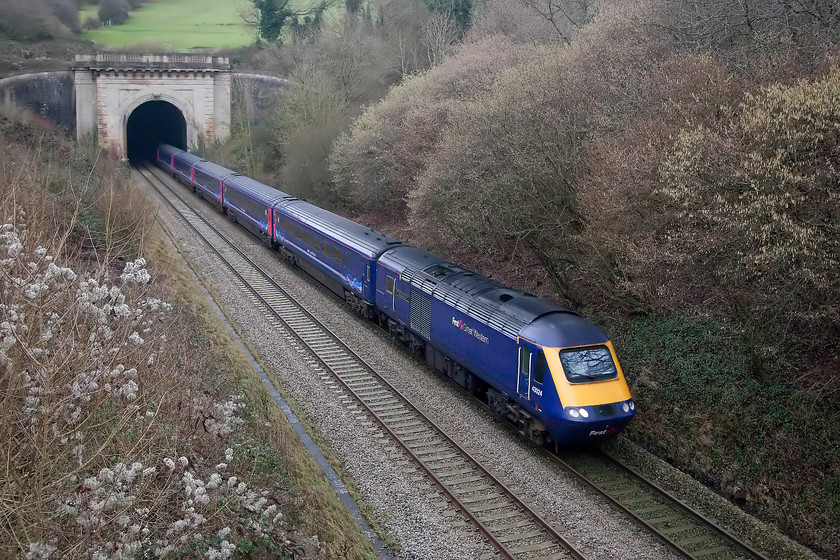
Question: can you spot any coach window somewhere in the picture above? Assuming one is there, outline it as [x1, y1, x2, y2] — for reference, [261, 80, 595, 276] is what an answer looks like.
[332, 247, 342, 264]
[534, 350, 547, 384]
[294, 227, 303, 239]
[519, 347, 531, 377]
[304, 232, 312, 245]
[386, 276, 395, 294]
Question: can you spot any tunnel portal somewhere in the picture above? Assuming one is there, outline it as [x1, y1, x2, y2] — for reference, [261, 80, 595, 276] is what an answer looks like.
[74, 54, 231, 160]
[126, 100, 187, 162]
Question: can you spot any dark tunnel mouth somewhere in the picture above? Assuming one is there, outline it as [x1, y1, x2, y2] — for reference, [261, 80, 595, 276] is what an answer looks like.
[126, 100, 187, 162]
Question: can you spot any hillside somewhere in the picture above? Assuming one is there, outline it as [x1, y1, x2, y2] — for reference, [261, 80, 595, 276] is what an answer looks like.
[0, 0, 837, 556]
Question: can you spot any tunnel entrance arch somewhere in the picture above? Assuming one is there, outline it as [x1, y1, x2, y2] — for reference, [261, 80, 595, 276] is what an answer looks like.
[126, 100, 187, 161]
[74, 54, 231, 160]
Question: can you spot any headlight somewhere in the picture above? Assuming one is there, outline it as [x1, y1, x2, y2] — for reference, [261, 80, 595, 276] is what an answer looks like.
[568, 409, 580, 418]
[630, 401, 635, 410]
[622, 403, 630, 413]
[579, 408, 589, 418]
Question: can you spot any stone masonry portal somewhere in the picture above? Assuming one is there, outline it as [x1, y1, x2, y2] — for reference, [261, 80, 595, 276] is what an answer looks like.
[74, 54, 231, 160]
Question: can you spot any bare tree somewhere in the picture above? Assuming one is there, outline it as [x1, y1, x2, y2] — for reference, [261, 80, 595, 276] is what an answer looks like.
[378, 0, 432, 78]
[517, 0, 597, 44]
[421, 12, 459, 66]
[659, 0, 839, 48]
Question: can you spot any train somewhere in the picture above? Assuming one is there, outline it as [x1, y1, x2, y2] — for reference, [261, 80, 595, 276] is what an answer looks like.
[155, 144, 636, 445]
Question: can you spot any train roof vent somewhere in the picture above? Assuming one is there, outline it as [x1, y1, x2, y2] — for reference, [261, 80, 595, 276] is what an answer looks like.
[499, 294, 514, 302]
[414, 277, 438, 294]
[424, 262, 465, 279]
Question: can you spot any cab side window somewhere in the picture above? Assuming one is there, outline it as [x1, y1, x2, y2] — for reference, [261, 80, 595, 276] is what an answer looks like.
[534, 351, 547, 384]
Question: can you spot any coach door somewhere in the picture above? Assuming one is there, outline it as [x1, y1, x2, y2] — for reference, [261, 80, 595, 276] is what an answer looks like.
[385, 275, 396, 312]
[517, 345, 531, 400]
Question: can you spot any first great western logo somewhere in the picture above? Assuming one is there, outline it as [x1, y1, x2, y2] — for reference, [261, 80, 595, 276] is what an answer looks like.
[451, 317, 490, 344]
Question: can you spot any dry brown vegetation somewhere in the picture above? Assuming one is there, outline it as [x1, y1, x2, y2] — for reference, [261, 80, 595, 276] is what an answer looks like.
[216, 0, 470, 203]
[325, 0, 840, 555]
[0, 118, 375, 559]
[0, 0, 82, 41]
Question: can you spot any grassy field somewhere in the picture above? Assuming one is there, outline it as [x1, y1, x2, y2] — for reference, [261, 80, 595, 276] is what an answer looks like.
[80, 0, 256, 51]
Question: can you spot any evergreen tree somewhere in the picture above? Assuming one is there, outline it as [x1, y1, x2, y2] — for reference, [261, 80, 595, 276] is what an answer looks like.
[252, 0, 295, 42]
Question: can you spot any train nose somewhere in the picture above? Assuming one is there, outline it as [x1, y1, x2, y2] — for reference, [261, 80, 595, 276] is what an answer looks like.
[552, 400, 636, 444]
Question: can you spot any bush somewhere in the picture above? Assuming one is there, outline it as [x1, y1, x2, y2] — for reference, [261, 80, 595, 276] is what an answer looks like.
[49, 0, 81, 32]
[98, 0, 131, 25]
[330, 36, 537, 216]
[658, 0, 840, 50]
[83, 16, 102, 30]
[411, 45, 586, 300]
[470, 0, 596, 44]
[0, 0, 73, 40]
[249, 16, 394, 205]
[658, 67, 840, 363]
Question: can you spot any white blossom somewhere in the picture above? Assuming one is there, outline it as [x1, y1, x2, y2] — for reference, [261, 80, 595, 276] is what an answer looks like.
[25, 541, 56, 560]
[120, 258, 151, 284]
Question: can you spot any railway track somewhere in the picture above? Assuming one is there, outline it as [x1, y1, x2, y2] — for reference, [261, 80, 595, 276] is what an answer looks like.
[549, 448, 770, 560]
[135, 163, 585, 560]
[137, 162, 774, 560]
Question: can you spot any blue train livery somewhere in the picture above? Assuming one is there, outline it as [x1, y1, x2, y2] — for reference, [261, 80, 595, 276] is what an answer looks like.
[155, 145, 636, 445]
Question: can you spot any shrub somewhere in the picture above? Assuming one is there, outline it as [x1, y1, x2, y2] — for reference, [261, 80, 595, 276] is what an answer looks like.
[658, 66, 840, 359]
[470, 0, 597, 44]
[658, 0, 840, 50]
[0, 0, 73, 40]
[83, 16, 102, 30]
[49, 0, 81, 32]
[0, 217, 288, 557]
[330, 36, 537, 216]
[256, 16, 393, 204]
[375, 0, 434, 77]
[98, 0, 131, 26]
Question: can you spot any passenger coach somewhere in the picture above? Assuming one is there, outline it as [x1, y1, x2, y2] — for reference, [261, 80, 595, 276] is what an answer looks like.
[272, 201, 402, 317]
